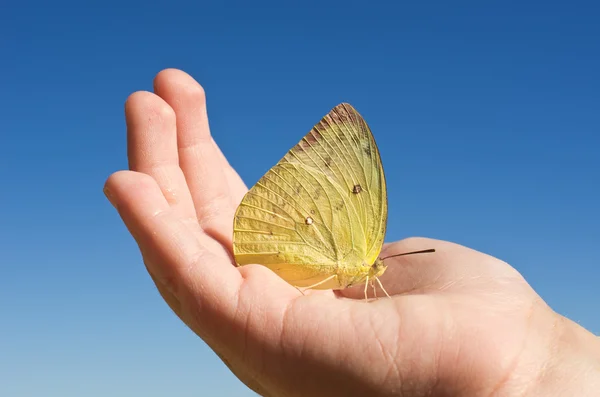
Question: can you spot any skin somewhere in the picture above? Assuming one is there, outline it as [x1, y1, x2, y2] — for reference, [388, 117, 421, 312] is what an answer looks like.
[104, 68, 600, 397]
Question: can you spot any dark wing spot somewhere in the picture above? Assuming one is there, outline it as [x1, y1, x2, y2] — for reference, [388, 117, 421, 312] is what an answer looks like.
[324, 156, 332, 167]
[352, 184, 362, 194]
[363, 144, 372, 158]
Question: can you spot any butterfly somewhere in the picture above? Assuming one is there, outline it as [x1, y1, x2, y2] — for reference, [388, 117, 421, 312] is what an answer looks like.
[232, 103, 433, 300]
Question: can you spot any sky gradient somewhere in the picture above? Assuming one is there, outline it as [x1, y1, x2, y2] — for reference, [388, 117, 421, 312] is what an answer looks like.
[2, 1, 599, 396]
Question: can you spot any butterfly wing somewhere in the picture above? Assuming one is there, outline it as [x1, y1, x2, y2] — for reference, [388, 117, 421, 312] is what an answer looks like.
[233, 103, 387, 289]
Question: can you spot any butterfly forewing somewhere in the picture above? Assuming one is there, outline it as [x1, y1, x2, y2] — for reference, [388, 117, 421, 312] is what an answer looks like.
[282, 103, 387, 265]
[233, 103, 388, 289]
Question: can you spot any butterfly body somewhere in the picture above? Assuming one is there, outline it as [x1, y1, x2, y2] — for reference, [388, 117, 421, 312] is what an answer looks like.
[233, 103, 388, 292]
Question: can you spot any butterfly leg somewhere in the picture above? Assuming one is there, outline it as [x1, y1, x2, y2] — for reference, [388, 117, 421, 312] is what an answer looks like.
[371, 280, 378, 300]
[363, 275, 370, 302]
[297, 274, 337, 296]
[294, 286, 306, 296]
[375, 277, 391, 299]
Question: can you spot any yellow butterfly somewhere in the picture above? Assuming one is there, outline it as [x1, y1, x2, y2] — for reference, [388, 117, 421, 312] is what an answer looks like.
[232, 103, 433, 300]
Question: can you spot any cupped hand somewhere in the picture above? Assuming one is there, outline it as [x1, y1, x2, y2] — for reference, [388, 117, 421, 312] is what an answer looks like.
[104, 69, 599, 397]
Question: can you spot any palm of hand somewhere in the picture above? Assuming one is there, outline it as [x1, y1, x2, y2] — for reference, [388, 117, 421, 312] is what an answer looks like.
[105, 69, 557, 397]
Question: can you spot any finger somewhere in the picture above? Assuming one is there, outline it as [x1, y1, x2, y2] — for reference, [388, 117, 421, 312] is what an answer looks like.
[153, 69, 236, 248]
[104, 170, 302, 365]
[211, 138, 248, 207]
[339, 237, 525, 299]
[103, 170, 242, 316]
[125, 91, 198, 223]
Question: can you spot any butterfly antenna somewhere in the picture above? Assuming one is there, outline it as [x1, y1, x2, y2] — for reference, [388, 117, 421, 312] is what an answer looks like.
[380, 248, 436, 261]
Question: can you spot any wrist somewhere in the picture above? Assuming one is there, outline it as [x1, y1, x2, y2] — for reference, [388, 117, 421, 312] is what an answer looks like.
[528, 311, 600, 396]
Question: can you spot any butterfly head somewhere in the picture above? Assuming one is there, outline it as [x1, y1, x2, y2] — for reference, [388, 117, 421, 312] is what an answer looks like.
[368, 257, 388, 279]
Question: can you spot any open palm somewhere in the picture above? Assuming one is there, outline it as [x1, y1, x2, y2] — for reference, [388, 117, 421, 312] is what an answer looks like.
[105, 69, 565, 396]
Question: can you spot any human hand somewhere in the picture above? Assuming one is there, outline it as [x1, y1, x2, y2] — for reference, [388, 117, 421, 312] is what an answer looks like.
[104, 69, 600, 396]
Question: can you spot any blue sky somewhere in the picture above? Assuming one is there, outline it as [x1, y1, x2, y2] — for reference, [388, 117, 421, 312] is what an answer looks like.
[1, 1, 599, 396]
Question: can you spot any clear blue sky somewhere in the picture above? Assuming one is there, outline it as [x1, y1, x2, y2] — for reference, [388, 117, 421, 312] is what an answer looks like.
[2, 1, 599, 396]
